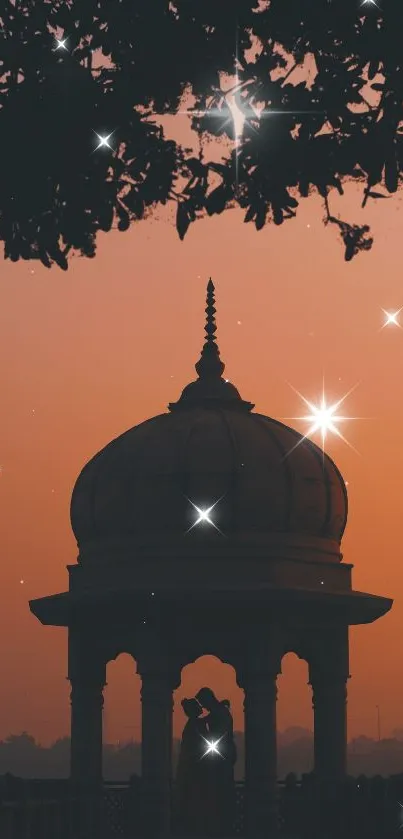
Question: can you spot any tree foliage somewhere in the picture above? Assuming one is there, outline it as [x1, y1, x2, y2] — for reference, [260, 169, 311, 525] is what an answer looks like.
[0, 0, 402, 269]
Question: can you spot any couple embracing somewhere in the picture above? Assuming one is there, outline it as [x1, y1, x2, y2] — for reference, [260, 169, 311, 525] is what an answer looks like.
[175, 687, 237, 837]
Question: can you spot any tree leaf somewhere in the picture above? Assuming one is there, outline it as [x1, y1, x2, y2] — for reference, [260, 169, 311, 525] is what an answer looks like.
[205, 185, 229, 216]
[367, 191, 389, 199]
[244, 206, 255, 224]
[176, 202, 191, 240]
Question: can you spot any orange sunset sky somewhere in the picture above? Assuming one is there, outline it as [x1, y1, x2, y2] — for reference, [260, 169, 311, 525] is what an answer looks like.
[1, 105, 403, 749]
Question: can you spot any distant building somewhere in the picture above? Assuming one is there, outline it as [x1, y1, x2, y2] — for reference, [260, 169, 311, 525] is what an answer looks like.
[30, 280, 393, 837]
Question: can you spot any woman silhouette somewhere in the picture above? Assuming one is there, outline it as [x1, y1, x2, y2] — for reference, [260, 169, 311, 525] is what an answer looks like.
[195, 687, 237, 837]
[175, 698, 209, 836]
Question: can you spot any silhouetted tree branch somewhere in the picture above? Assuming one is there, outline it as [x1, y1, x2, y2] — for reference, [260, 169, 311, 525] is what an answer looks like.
[0, 0, 402, 269]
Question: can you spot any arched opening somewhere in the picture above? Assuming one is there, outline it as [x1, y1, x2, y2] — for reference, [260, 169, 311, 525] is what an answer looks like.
[103, 652, 141, 781]
[173, 654, 245, 780]
[276, 652, 314, 780]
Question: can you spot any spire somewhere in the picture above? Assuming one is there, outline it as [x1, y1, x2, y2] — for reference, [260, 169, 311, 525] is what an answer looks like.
[195, 279, 225, 379]
[168, 278, 254, 412]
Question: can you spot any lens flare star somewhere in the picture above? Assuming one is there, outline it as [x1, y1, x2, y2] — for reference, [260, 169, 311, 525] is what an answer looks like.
[181, 89, 323, 141]
[186, 497, 225, 535]
[170, 30, 325, 195]
[201, 735, 225, 759]
[93, 131, 114, 151]
[381, 308, 403, 329]
[54, 38, 68, 51]
[285, 381, 361, 454]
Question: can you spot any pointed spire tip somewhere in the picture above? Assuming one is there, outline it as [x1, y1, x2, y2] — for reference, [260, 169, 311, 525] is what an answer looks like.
[168, 277, 255, 412]
[195, 278, 225, 379]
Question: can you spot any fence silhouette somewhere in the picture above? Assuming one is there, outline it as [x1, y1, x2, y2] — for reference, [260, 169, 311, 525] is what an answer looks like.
[3, 780, 241, 839]
[0, 776, 402, 838]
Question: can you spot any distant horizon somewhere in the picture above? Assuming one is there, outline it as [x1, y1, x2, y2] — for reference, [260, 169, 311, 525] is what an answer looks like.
[2, 727, 403, 783]
[4, 724, 403, 747]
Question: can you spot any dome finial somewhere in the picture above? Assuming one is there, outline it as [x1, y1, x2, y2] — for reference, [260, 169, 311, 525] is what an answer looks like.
[168, 278, 254, 412]
[195, 279, 225, 379]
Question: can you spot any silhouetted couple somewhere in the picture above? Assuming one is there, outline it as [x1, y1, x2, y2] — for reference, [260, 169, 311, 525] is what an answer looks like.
[175, 687, 237, 837]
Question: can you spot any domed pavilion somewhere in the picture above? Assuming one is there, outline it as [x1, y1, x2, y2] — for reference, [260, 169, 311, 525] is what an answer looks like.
[30, 280, 393, 838]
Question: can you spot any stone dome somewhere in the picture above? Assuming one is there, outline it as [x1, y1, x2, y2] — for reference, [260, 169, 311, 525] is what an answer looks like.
[70, 281, 347, 562]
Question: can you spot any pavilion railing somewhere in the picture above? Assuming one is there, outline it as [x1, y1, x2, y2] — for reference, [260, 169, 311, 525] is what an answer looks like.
[2, 779, 242, 839]
[0, 776, 402, 838]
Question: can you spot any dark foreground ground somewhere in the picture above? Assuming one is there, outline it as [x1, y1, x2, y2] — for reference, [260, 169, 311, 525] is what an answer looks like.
[0, 774, 402, 838]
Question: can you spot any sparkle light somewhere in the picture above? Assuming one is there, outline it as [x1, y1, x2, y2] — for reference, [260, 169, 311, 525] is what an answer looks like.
[285, 380, 360, 454]
[54, 38, 68, 51]
[381, 308, 403, 329]
[93, 131, 114, 151]
[398, 802, 403, 829]
[184, 92, 323, 162]
[201, 735, 225, 759]
[174, 31, 324, 193]
[361, 0, 379, 6]
[186, 497, 225, 534]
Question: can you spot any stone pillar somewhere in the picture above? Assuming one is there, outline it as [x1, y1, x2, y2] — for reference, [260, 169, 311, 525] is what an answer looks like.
[68, 628, 106, 786]
[308, 624, 349, 786]
[311, 676, 348, 783]
[308, 624, 350, 836]
[139, 668, 177, 838]
[70, 679, 105, 784]
[237, 636, 281, 839]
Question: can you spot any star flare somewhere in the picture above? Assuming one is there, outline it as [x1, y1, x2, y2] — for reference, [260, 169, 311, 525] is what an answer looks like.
[93, 131, 114, 151]
[285, 380, 360, 454]
[54, 38, 68, 51]
[381, 308, 403, 329]
[186, 497, 225, 534]
[201, 735, 225, 759]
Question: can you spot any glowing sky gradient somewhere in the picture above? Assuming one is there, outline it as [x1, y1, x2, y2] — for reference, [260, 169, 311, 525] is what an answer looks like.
[0, 113, 402, 749]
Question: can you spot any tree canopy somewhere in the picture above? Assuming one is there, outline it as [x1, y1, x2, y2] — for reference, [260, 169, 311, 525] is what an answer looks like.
[0, 0, 402, 269]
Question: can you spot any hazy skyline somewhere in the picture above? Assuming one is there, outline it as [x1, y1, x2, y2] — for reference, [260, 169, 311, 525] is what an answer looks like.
[4, 727, 403, 782]
[1, 168, 402, 747]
